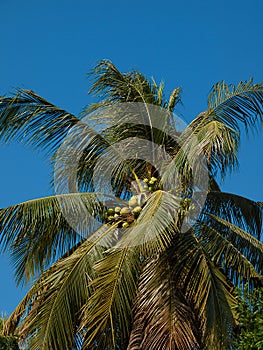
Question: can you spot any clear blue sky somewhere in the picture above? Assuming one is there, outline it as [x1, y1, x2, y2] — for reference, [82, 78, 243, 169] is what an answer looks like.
[0, 0, 262, 315]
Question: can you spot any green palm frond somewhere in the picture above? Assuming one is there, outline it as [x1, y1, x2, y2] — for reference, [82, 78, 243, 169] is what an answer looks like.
[117, 190, 180, 253]
[173, 231, 236, 349]
[196, 222, 263, 282]
[0, 90, 81, 154]
[54, 120, 148, 195]
[128, 255, 199, 350]
[81, 247, 140, 349]
[183, 110, 239, 178]
[206, 214, 263, 275]
[0, 193, 104, 284]
[204, 191, 263, 238]
[152, 78, 165, 105]
[86, 60, 169, 110]
[56, 101, 180, 195]
[5, 224, 117, 350]
[207, 79, 263, 130]
[188, 80, 263, 176]
[167, 87, 182, 112]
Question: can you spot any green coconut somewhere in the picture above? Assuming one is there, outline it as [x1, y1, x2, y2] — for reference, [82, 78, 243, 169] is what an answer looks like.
[128, 196, 138, 208]
[107, 215, 115, 222]
[114, 213, 120, 218]
[115, 206, 121, 213]
[150, 176, 158, 183]
[133, 206, 142, 215]
[143, 178, 149, 183]
[107, 208, 115, 215]
[120, 207, 131, 216]
[122, 222, 129, 228]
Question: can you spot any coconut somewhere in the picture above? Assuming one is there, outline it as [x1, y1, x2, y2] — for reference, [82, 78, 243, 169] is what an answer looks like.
[107, 208, 115, 215]
[114, 213, 120, 218]
[149, 180, 155, 185]
[115, 206, 121, 213]
[143, 178, 149, 183]
[128, 196, 138, 208]
[107, 215, 115, 222]
[122, 222, 129, 229]
[120, 207, 131, 216]
[150, 177, 158, 183]
[133, 206, 142, 215]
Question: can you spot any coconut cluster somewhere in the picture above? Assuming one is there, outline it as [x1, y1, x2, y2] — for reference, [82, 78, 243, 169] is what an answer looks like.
[103, 176, 159, 228]
[142, 176, 159, 192]
[103, 197, 142, 228]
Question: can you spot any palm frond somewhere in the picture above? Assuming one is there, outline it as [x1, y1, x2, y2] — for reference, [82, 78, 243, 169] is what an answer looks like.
[188, 80, 263, 176]
[205, 214, 263, 275]
[204, 191, 263, 238]
[81, 247, 140, 349]
[5, 224, 117, 350]
[86, 60, 168, 111]
[187, 114, 239, 176]
[0, 192, 104, 284]
[0, 90, 81, 154]
[128, 255, 199, 350]
[196, 221, 263, 282]
[173, 231, 236, 349]
[167, 87, 182, 112]
[117, 190, 180, 254]
[207, 79, 263, 131]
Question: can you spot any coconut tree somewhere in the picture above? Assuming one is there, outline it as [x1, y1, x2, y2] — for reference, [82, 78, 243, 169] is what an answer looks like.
[0, 61, 263, 349]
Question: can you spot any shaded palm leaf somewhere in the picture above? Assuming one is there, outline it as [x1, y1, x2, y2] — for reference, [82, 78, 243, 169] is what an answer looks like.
[195, 221, 263, 282]
[204, 191, 263, 238]
[173, 230, 236, 349]
[205, 214, 263, 275]
[128, 254, 199, 350]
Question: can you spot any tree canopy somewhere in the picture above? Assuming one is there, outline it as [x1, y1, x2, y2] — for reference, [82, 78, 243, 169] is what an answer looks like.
[0, 61, 263, 349]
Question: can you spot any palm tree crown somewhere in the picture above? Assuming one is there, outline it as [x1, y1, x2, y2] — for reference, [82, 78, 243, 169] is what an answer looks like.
[0, 60, 263, 349]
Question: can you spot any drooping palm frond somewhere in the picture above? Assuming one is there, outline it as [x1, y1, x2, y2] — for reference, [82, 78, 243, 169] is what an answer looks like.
[4, 224, 118, 350]
[128, 254, 200, 350]
[195, 221, 263, 283]
[204, 191, 263, 238]
[0, 192, 105, 284]
[207, 79, 263, 131]
[205, 214, 263, 276]
[173, 230, 236, 349]
[80, 247, 140, 349]
[187, 79, 263, 176]
[0, 90, 81, 154]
